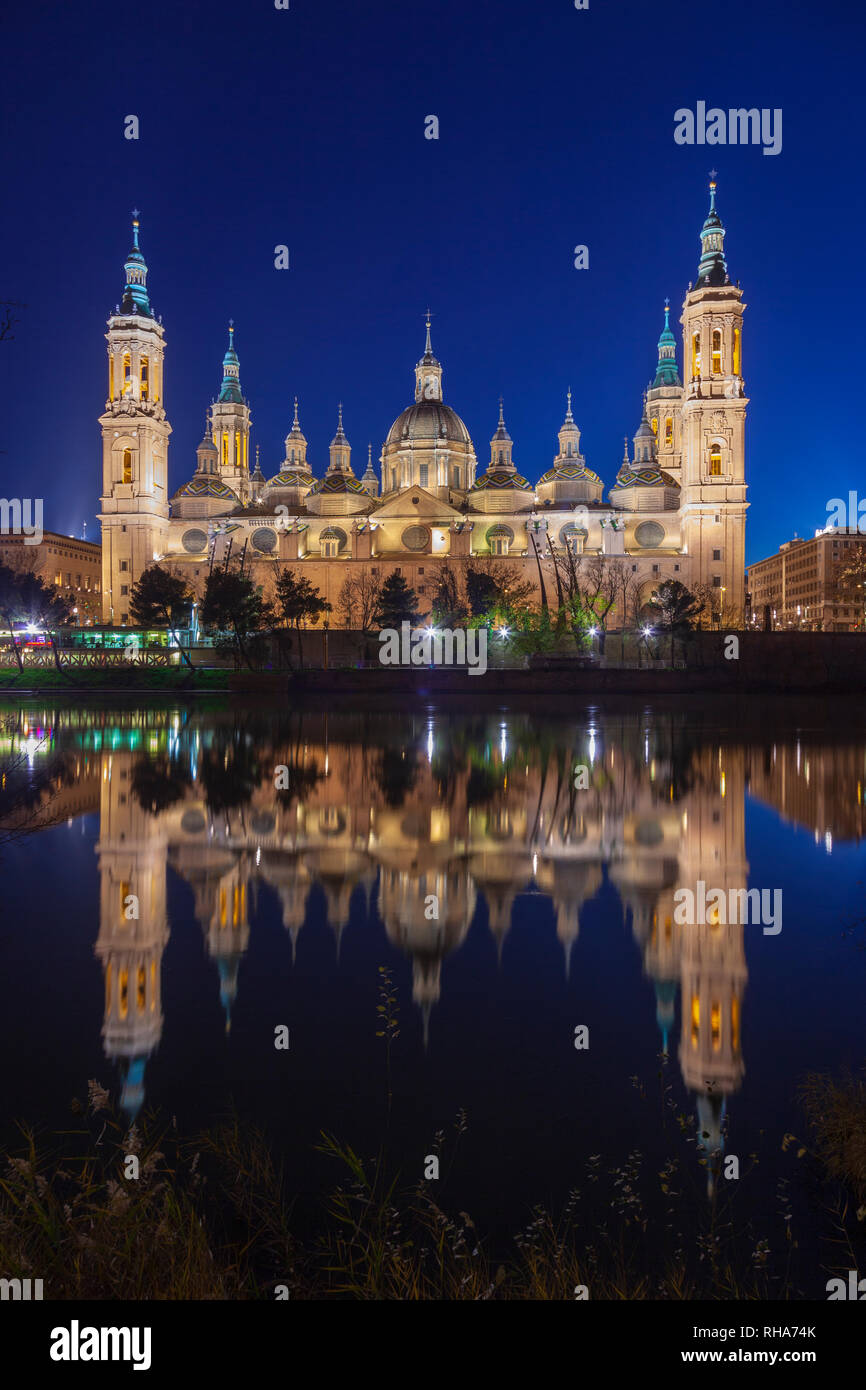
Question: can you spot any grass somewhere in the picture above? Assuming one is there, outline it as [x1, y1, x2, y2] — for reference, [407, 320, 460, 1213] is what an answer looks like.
[800, 1068, 866, 1217]
[0, 667, 229, 691]
[0, 1077, 845, 1301]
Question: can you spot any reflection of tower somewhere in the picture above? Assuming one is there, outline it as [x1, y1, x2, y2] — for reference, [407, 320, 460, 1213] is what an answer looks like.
[535, 860, 603, 978]
[259, 851, 312, 961]
[379, 863, 475, 1044]
[95, 753, 168, 1121]
[168, 828, 252, 1033]
[677, 746, 749, 1193]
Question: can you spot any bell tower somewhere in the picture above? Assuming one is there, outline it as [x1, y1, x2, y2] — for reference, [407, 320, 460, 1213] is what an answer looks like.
[679, 179, 748, 621]
[98, 213, 171, 624]
[211, 322, 252, 504]
[414, 313, 443, 402]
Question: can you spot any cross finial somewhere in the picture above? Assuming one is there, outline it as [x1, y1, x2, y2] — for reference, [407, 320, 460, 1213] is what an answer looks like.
[709, 168, 718, 183]
[293, 395, 299, 426]
[131, 208, 140, 221]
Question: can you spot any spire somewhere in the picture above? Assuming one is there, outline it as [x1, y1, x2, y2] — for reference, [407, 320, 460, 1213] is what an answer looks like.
[695, 174, 730, 289]
[492, 397, 512, 442]
[363, 443, 376, 477]
[489, 398, 515, 470]
[633, 392, 656, 464]
[252, 444, 265, 482]
[331, 401, 349, 446]
[652, 298, 681, 388]
[555, 388, 583, 463]
[283, 396, 308, 467]
[119, 210, 153, 317]
[218, 321, 244, 403]
[328, 403, 352, 473]
[415, 312, 443, 401]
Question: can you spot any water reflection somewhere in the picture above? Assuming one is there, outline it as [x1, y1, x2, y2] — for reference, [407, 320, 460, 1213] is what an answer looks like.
[1, 702, 864, 1189]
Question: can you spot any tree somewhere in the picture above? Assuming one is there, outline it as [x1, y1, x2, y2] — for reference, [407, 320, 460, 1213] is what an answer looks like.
[429, 563, 467, 627]
[273, 568, 331, 670]
[200, 565, 273, 670]
[129, 565, 195, 667]
[651, 579, 704, 665]
[0, 564, 73, 672]
[374, 571, 421, 629]
[337, 570, 383, 659]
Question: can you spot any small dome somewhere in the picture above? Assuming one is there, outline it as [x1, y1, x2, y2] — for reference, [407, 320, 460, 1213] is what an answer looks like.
[173, 476, 238, 502]
[536, 461, 603, 488]
[610, 465, 679, 492]
[266, 465, 314, 488]
[307, 473, 369, 497]
[385, 400, 472, 448]
[471, 469, 533, 492]
[198, 433, 218, 455]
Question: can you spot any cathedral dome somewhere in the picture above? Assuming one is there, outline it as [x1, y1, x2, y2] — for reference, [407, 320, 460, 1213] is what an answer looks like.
[307, 472, 368, 498]
[610, 464, 679, 491]
[266, 465, 314, 489]
[385, 400, 472, 449]
[536, 460, 602, 488]
[470, 468, 533, 492]
[173, 475, 238, 502]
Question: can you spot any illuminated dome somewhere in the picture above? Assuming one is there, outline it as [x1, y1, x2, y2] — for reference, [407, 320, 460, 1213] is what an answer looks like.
[385, 400, 473, 448]
[536, 460, 603, 488]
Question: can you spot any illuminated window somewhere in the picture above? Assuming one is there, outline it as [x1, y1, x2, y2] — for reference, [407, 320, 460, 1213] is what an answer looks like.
[219, 888, 227, 928]
[140, 355, 148, 398]
[119, 880, 130, 924]
[419, 464, 429, 487]
[123, 351, 131, 381]
[150, 960, 157, 1011]
[692, 333, 701, 377]
[109, 356, 114, 398]
[709, 445, 722, 477]
[690, 994, 700, 1047]
[119, 969, 129, 1020]
[136, 966, 146, 1013]
[222, 437, 228, 466]
[712, 330, 722, 374]
[122, 449, 133, 484]
[733, 327, 741, 375]
[234, 435, 240, 466]
[664, 417, 673, 447]
[731, 997, 740, 1053]
[711, 1001, 721, 1050]
[651, 416, 658, 435]
[105, 963, 113, 1017]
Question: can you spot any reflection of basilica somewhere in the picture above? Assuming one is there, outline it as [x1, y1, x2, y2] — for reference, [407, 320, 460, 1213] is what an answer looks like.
[2, 704, 859, 1167]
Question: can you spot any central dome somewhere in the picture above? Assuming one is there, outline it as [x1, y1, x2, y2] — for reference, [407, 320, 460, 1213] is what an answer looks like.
[385, 400, 472, 448]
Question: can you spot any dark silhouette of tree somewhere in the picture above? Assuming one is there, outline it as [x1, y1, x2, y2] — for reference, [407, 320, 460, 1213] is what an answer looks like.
[200, 566, 273, 670]
[0, 565, 74, 672]
[651, 579, 704, 664]
[131, 755, 193, 814]
[374, 572, 421, 629]
[129, 565, 195, 667]
[273, 568, 331, 669]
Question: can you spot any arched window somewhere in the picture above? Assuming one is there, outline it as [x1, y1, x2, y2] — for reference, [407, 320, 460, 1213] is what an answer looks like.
[122, 449, 133, 484]
[109, 355, 114, 399]
[651, 416, 658, 435]
[140, 355, 149, 398]
[692, 333, 701, 377]
[567, 442, 573, 457]
[119, 969, 129, 1020]
[690, 994, 699, 1048]
[136, 967, 146, 1013]
[123, 351, 131, 382]
[709, 445, 722, 477]
[222, 436, 228, 466]
[712, 330, 722, 374]
[664, 417, 673, 447]
[498, 450, 504, 465]
[733, 326, 741, 375]
[234, 435, 240, 466]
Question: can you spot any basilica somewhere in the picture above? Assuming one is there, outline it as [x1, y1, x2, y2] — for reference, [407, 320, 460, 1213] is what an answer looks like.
[98, 182, 748, 627]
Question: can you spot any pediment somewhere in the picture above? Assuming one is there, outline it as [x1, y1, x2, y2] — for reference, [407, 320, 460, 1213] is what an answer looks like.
[370, 485, 464, 522]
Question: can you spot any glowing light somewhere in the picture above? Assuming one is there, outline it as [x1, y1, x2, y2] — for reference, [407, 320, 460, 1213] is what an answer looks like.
[825, 830, 833, 854]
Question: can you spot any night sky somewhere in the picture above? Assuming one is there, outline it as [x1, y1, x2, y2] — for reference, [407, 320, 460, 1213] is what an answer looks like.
[1, 0, 861, 562]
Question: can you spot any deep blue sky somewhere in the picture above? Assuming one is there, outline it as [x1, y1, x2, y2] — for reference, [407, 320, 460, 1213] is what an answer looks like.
[1, 0, 862, 562]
